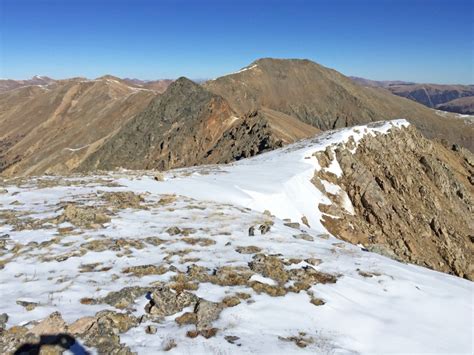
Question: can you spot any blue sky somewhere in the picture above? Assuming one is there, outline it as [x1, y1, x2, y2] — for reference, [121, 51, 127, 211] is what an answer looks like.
[1, 0, 473, 83]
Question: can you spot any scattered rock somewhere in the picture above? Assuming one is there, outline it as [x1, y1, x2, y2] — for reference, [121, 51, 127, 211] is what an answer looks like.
[200, 327, 218, 339]
[301, 216, 310, 227]
[235, 245, 262, 254]
[122, 264, 168, 277]
[248, 226, 255, 236]
[145, 285, 198, 317]
[305, 258, 322, 266]
[154, 173, 165, 182]
[157, 194, 176, 205]
[162, 338, 177, 351]
[0, 313, 8, 330]
[225, 335, 241, 345]
[278, 332, 314, 348]
[175, 312, 197, 326]
[289, 267, 337, 286]
[102, 191, 145, 209]
[195, 299, 223, 331]
[181, 237, 216, 246]
[68, 316, 96, 335]
[250, 281, 287, 297]
[57, 226, 74, 234]
[30, 312, 67, 336]
[57, 204, 111, 228]
[293, 233, 314, 241]
[222, 296, 241, 307]
[310, 297, 326, 306]
[145, 325, 157, 334]
[186, 330, 199, 338]
[358, 270, 381, 278]
[249, 254, 288, 284]
[236, 292, 251, 300]
[99, 286, 158, 309]
[166, 226, 182, 235]
[212, 266, 254, 286]
[79, 310, 138, 354]
[259, 223, 271, 234]
[284, 222, 300, 229]
[16, 300, 38, 311]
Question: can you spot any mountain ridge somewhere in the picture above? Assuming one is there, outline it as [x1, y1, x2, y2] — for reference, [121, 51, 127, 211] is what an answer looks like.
[204, 58, 474, 151]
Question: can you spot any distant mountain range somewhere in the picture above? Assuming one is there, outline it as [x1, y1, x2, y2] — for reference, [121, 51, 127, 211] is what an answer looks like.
[0, 58, 472, 176]
[0, 75, 56, 93]
[350, 76, 474, 114]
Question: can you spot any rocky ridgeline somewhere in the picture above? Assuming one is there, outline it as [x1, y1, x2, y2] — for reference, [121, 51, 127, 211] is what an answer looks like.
[313, 124, 474, 279]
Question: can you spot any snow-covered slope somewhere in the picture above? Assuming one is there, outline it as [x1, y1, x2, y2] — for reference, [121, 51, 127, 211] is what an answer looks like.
[120, 120, 410, 230]
[0, 120, 472, 354]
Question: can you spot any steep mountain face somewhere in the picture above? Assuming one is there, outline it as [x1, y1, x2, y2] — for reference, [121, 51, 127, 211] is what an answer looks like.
[436, 96, 474, 114]
[313, 125, 474, 279]
[204, 58, 474, 151]
[79, 78, 316, 172]
[0, 78, 156, 176]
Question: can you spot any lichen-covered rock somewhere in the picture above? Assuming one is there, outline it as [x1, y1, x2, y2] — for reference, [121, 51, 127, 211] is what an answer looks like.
[78, 310, 138, 355]
[122, 264, 167, 277]
[249, 254, 288, 284]
[175, 312, 197, 326]
[194, 300, 223, 332]
[145, 285, 198, 317]
[235, 245, 262, 254]
[30, 312, 67, 336]
[102, 191, 145, 209]
[57, 204, 111, 228]
[98, 286, 159, 309]
[249, 281, 287, 297]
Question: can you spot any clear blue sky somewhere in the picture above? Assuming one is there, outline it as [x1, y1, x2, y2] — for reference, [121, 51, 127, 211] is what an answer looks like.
[1, 0, 473, 83]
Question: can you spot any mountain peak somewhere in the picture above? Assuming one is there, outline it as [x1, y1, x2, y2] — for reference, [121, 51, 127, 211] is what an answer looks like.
[162, 76, 202, 96]
[96, 74, 123, 82]
[251, 57, 316, 66]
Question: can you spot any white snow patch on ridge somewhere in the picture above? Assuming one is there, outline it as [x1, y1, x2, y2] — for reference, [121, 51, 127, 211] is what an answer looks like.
[209, 64, 259, 81]
[121, 119, 409, 229]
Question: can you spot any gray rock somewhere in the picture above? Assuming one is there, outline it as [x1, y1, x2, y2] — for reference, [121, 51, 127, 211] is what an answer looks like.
[0, 313, 8, 330]
[145, 285, 198, 317]
[195, 299, 223, 331]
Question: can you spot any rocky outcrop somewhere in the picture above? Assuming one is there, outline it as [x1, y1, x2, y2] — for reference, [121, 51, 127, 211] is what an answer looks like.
[315, 125, 474, 279]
